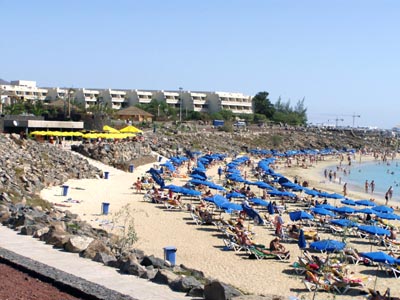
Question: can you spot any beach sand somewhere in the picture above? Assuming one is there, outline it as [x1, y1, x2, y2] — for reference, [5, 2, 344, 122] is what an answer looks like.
[40, 152, 400, 299]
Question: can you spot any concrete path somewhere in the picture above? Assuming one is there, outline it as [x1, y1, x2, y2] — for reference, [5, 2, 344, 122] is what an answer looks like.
[0, 225, 188, 300]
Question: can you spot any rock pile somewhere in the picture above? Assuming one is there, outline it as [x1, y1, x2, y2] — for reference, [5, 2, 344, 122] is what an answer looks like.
[0, 134, 102, 203]
[71, 142, 156, 170]
[146, 126, 394, 156]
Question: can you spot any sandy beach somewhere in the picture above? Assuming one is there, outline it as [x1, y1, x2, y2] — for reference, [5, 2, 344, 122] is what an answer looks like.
[40, 151, 400, 299]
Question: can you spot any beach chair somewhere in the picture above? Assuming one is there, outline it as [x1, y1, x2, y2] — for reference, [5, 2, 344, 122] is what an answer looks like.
[380, 263, 400, 278]
[249, 247, 278, 260]
[329, 225, 344, 235]
[292, 260, 307, 275]
[390, 266, 400, 278]
[303, 271, 332, 292]
[164, 200, 183, 210]
[190, 211, 202, 225]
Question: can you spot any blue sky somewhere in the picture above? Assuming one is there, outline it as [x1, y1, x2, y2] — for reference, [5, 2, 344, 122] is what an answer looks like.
[2, 1, 399, 128]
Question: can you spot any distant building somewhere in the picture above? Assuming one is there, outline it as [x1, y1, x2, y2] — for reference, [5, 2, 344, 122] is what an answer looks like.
[0, 80, 48, 104]
[125, 90, 155, 106]
[98, 89, 128, 110]
[73, 88, 100, 108]
[207, 91, 253, 114]
[1, 79, 254, 115]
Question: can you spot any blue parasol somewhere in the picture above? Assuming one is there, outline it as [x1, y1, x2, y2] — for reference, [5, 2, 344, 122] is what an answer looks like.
[311, 207, 336, 217]
[375, 212, 400, 220]
[372, 205, 394, 214]
[179, 187, 201, 196]
[341, 199, 357, 206]
[164, 184, 182, 193]
[315, 204, 336, 211]
[226, 191, 246, 199]
[330, 219, 358, 227]
[355, 200, 377, 207]
[220, 202, 243, 211]
[334, 206, 356, 214]
[310, 239, 345, 252]
[304, 189, 320, 197]
[361, 251, 396, 264]
[357, 208, 376, 214]
[250, 197, 269, 207]
[267, 201, 274, 215]
[289, 211, 314, 221]
[252, 181, 274, 190]
[327, 193, 345, 199]
[358, 225, 390, 236]
[190, 174, 207, 180]
[298, 229, 307, 249]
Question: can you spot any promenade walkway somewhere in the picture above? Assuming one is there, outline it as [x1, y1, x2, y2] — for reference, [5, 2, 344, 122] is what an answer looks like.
[0, 225, 188, 300]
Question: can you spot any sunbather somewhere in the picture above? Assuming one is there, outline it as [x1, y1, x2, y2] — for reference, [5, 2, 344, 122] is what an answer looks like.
[269, 237, 290, 257]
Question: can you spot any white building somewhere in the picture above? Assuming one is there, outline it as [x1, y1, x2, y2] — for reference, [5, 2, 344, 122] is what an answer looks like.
[181, 91, 208, 113]
[1, 79, 255, 116]
[153, 90, 180, 110]
[46, 87, 69, 101]
[0, 80, 48, 104]
[207, 91, 253, 114]
[125, 90, 154, 106]
[73, 88, 100, 108]
[99, 89, 127, 110]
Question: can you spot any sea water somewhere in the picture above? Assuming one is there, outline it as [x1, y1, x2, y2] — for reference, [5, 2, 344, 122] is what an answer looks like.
[323, 159, 400, 202]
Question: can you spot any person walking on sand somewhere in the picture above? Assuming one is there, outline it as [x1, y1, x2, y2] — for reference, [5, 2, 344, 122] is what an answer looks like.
[365, 180, 369, 193]
[388, 186, 394, 200]
[370, 180, 375, 194]
[343, 183, 347, 197]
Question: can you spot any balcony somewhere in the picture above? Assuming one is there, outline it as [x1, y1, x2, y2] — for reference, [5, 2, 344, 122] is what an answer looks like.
[111, 97, 126, 103]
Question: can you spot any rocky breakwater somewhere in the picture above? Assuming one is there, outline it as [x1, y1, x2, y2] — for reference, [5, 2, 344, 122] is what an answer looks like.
[71, 141, 156, 170]
[0, 134, 102, 204]
[146, 126, 394, 155]
[0, 198, 280, 300]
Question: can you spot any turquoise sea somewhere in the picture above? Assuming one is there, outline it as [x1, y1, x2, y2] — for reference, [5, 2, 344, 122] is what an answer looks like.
[323, 159, 400, 202]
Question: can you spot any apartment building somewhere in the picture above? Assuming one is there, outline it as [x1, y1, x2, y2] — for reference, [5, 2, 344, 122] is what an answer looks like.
[46, 87, 69, 100]
[99, 89, 127, 110]
[181, 91, 208, 113]
[1, 79, 254, 115]
[207, 91, 253, 114]
[73, 88, 100, 108]
[0, 80, 48, 104]
[125, 90, 154, 106]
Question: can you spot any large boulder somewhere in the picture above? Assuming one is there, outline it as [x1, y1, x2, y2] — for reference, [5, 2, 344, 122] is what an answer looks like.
[20, 224, 44, 236]
[140, 266, 157, 280]
[33, 226, 50, 238]
[169, 276, 202, 293]
[119, 255, 147, 277]
[64, 236, 94, 253]
[140, 255, 165, 269]
[93, 252, 117, 266]
[80, 239, 113, 260]
[151, 269, 179, 285]
[204, 280, 243, 300]
[41, 231, 71, 248]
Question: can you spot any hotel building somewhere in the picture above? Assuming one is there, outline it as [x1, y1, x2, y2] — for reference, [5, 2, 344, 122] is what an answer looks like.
[0, 80, 253, 115]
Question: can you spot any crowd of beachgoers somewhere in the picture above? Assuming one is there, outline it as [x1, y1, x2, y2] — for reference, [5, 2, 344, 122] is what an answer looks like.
[42, 146, 400, 299]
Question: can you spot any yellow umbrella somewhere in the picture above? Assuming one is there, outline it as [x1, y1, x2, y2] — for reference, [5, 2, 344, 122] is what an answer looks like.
[31, 131, 48, 136]
[103, 125, 120, 133]
[119, 125, 142, 133]
[83, 133, 100, 139]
